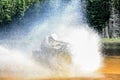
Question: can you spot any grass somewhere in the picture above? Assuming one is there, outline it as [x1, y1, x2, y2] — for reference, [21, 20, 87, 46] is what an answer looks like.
[102, 37, 120, 43]
[102, 37, 120, 49]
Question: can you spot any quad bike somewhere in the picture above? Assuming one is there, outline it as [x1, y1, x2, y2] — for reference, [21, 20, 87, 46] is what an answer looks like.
[32, 34, 72, 69]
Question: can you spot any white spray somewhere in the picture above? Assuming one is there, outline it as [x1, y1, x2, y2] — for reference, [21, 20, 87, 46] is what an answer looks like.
[0, 0, 103, 79]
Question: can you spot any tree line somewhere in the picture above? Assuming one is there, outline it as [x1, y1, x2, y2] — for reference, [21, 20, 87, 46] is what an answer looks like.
[0, 0, 120, 38]
[0, 0, 41, 24]
[86, 0, 120, 37]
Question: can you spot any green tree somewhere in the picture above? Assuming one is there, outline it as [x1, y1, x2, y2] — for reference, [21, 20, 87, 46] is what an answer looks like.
[86, 0, 110, 32]
[0, 0, 42, 25]
[16, 0, 26, 19]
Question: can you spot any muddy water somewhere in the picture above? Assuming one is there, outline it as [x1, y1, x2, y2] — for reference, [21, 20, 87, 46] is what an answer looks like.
[0, 56, 120, 80]
[101, 56, 120, 74]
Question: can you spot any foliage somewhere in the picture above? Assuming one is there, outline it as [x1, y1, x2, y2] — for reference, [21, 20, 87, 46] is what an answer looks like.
[86, 0, 110, 32]
[86, 0, 120, 33]
[0, 0, 41, 24]
[0, 0, 120, 33]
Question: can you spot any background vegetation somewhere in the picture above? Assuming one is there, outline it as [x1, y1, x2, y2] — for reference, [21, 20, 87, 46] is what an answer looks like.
[0, 0, 120, 38]
[86, 0, 120, 38]
[0, 0, 41, 24]
[86, 0, 110, 32]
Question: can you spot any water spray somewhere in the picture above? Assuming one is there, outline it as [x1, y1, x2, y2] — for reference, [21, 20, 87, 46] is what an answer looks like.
[0, 0, 103, 79]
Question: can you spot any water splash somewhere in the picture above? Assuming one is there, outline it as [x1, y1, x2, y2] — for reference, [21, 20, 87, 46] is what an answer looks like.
[0, 0, 103, 79]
